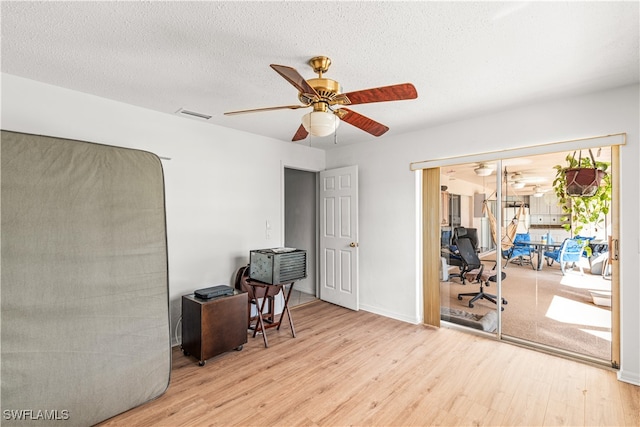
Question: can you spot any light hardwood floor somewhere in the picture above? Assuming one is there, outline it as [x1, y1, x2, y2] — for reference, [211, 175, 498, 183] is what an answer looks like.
[99, 300, 639, 426]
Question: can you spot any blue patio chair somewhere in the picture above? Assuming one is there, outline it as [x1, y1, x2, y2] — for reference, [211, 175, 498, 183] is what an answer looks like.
[502, 233, 534, 269]
[544, 238, 589, 275]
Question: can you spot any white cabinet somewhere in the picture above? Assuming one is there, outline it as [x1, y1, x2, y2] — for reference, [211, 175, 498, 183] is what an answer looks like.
[529, 193, 567, 226]
[529, 196, 545, 226]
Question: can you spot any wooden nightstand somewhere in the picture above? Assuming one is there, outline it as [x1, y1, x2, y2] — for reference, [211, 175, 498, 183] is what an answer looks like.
[181, 290, 248, 366]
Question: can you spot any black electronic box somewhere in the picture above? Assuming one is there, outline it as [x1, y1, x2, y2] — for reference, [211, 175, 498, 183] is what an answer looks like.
[194, 285, 234, 300]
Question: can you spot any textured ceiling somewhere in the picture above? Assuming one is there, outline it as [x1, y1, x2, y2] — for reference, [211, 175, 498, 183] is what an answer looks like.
[1, 1, 639, 149]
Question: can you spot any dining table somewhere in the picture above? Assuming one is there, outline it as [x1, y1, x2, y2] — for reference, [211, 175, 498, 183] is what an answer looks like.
[525, 240, 564, 270]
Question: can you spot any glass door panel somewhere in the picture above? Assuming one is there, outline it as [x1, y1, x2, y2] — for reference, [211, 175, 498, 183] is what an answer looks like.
[436, 148, 612, 363]
[499, 150, 612, 362]
[439, 164, 499, 335]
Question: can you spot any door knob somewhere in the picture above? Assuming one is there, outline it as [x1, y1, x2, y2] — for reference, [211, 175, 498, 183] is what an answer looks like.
[349, 242, 359, 247]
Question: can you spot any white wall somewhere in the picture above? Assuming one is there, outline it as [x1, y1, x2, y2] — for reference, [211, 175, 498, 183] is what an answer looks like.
[325, 84, 640, 385]
[3, 73, 638, 385]
[1, 73, 325, 346]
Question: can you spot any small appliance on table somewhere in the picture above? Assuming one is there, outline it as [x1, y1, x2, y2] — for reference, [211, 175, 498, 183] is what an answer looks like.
[244, 248, 307, 347]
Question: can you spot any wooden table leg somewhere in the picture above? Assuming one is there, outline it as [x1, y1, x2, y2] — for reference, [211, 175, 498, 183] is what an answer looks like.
[251, 285, 269, 348]
[277, 282, 296, 338]
[536, 245, 544, 270]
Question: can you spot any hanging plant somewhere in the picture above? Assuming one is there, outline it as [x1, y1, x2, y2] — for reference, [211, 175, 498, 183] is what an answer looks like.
[563, 150, 607, 196]
[552, 150, 611, 236]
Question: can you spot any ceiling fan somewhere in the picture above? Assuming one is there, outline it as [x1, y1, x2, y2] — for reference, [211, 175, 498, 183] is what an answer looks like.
[530, 185, 552, 197]
[509, 171, 548, 189]
[474, 163, 495, 176]
[224, 56, 418, 141]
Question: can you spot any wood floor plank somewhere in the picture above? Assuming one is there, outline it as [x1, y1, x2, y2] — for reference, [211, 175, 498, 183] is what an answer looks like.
[619, 380, 640, 426]
[584, 366, 628, 426]
[97, 300, 638, 426]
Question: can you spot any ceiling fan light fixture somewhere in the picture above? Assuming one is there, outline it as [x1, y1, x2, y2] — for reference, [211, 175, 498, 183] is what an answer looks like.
[532, 186, 545, 197]
[474, 164, 493, 177]
[301, 110, 340, 137]
[511, 181, 526, 189]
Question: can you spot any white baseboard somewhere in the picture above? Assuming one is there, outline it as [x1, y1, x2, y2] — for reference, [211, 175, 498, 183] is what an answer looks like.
[359, 303, 420, 325]
[618, 369, 640, 386]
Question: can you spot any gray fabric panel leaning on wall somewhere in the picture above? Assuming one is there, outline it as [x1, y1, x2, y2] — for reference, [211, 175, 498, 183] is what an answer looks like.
[1, 130, 170, 426]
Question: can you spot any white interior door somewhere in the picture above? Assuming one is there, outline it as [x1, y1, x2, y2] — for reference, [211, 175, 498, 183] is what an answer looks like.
[319, 165, 359, 310]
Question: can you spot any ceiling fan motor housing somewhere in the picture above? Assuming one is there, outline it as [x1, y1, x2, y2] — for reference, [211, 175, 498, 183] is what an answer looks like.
[299, 78, 342, 105]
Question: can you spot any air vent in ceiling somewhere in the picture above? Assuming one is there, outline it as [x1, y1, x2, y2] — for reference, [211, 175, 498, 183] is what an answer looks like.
[175, 108, 212, 120]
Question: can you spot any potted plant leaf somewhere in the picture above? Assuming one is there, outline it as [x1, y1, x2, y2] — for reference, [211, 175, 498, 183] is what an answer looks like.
[552, 150, 611, 237]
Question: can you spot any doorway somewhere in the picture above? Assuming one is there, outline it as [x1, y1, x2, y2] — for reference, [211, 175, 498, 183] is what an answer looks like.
[284, 168, 318, 307]
[417, 135, 623, 367]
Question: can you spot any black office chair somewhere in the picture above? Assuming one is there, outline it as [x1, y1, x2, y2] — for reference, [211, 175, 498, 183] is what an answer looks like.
[453, 227, 479, 252]
[440, 229, 463, 281]
[455, 236, 508, 310]
[442, 227, 480, 282]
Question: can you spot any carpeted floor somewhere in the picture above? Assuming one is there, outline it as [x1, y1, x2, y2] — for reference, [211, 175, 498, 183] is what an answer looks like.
[441, 255, 612, 361]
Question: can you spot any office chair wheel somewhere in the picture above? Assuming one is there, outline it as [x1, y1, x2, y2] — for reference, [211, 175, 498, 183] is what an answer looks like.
[468, 303, 474, 308]
[235, 345, 243, 351]
[457, 296, 463, 300]
[198, 360, 206, 367]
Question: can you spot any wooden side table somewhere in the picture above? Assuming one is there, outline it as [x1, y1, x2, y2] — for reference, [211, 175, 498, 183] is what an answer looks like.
[181, 290, 248, 366]
[246, 279, 296, 348]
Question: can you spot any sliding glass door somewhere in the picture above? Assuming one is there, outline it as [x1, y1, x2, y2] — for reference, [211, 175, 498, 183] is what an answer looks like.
[419, 137, 621, 367]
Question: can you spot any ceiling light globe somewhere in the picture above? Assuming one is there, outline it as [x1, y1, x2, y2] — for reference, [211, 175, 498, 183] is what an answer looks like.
[302, 111, 340, 137]
[512, 181, 526, 189]
[474, 165, 492, 177]
[532, 192, 544, 198]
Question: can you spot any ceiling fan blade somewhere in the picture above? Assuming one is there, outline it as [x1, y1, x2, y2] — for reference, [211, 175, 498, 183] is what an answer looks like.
[337, 108, 389, 137]
[270, 64, 320, 99]
[224, 104, 309, 116]
[292, 124, 309, 142]
[341, 83, 418, 105]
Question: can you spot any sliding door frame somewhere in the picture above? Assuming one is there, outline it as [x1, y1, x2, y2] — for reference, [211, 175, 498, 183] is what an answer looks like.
[610, 145, 621, 368]
[414, 134, 625, 367]
[422, 168, 442, 327]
